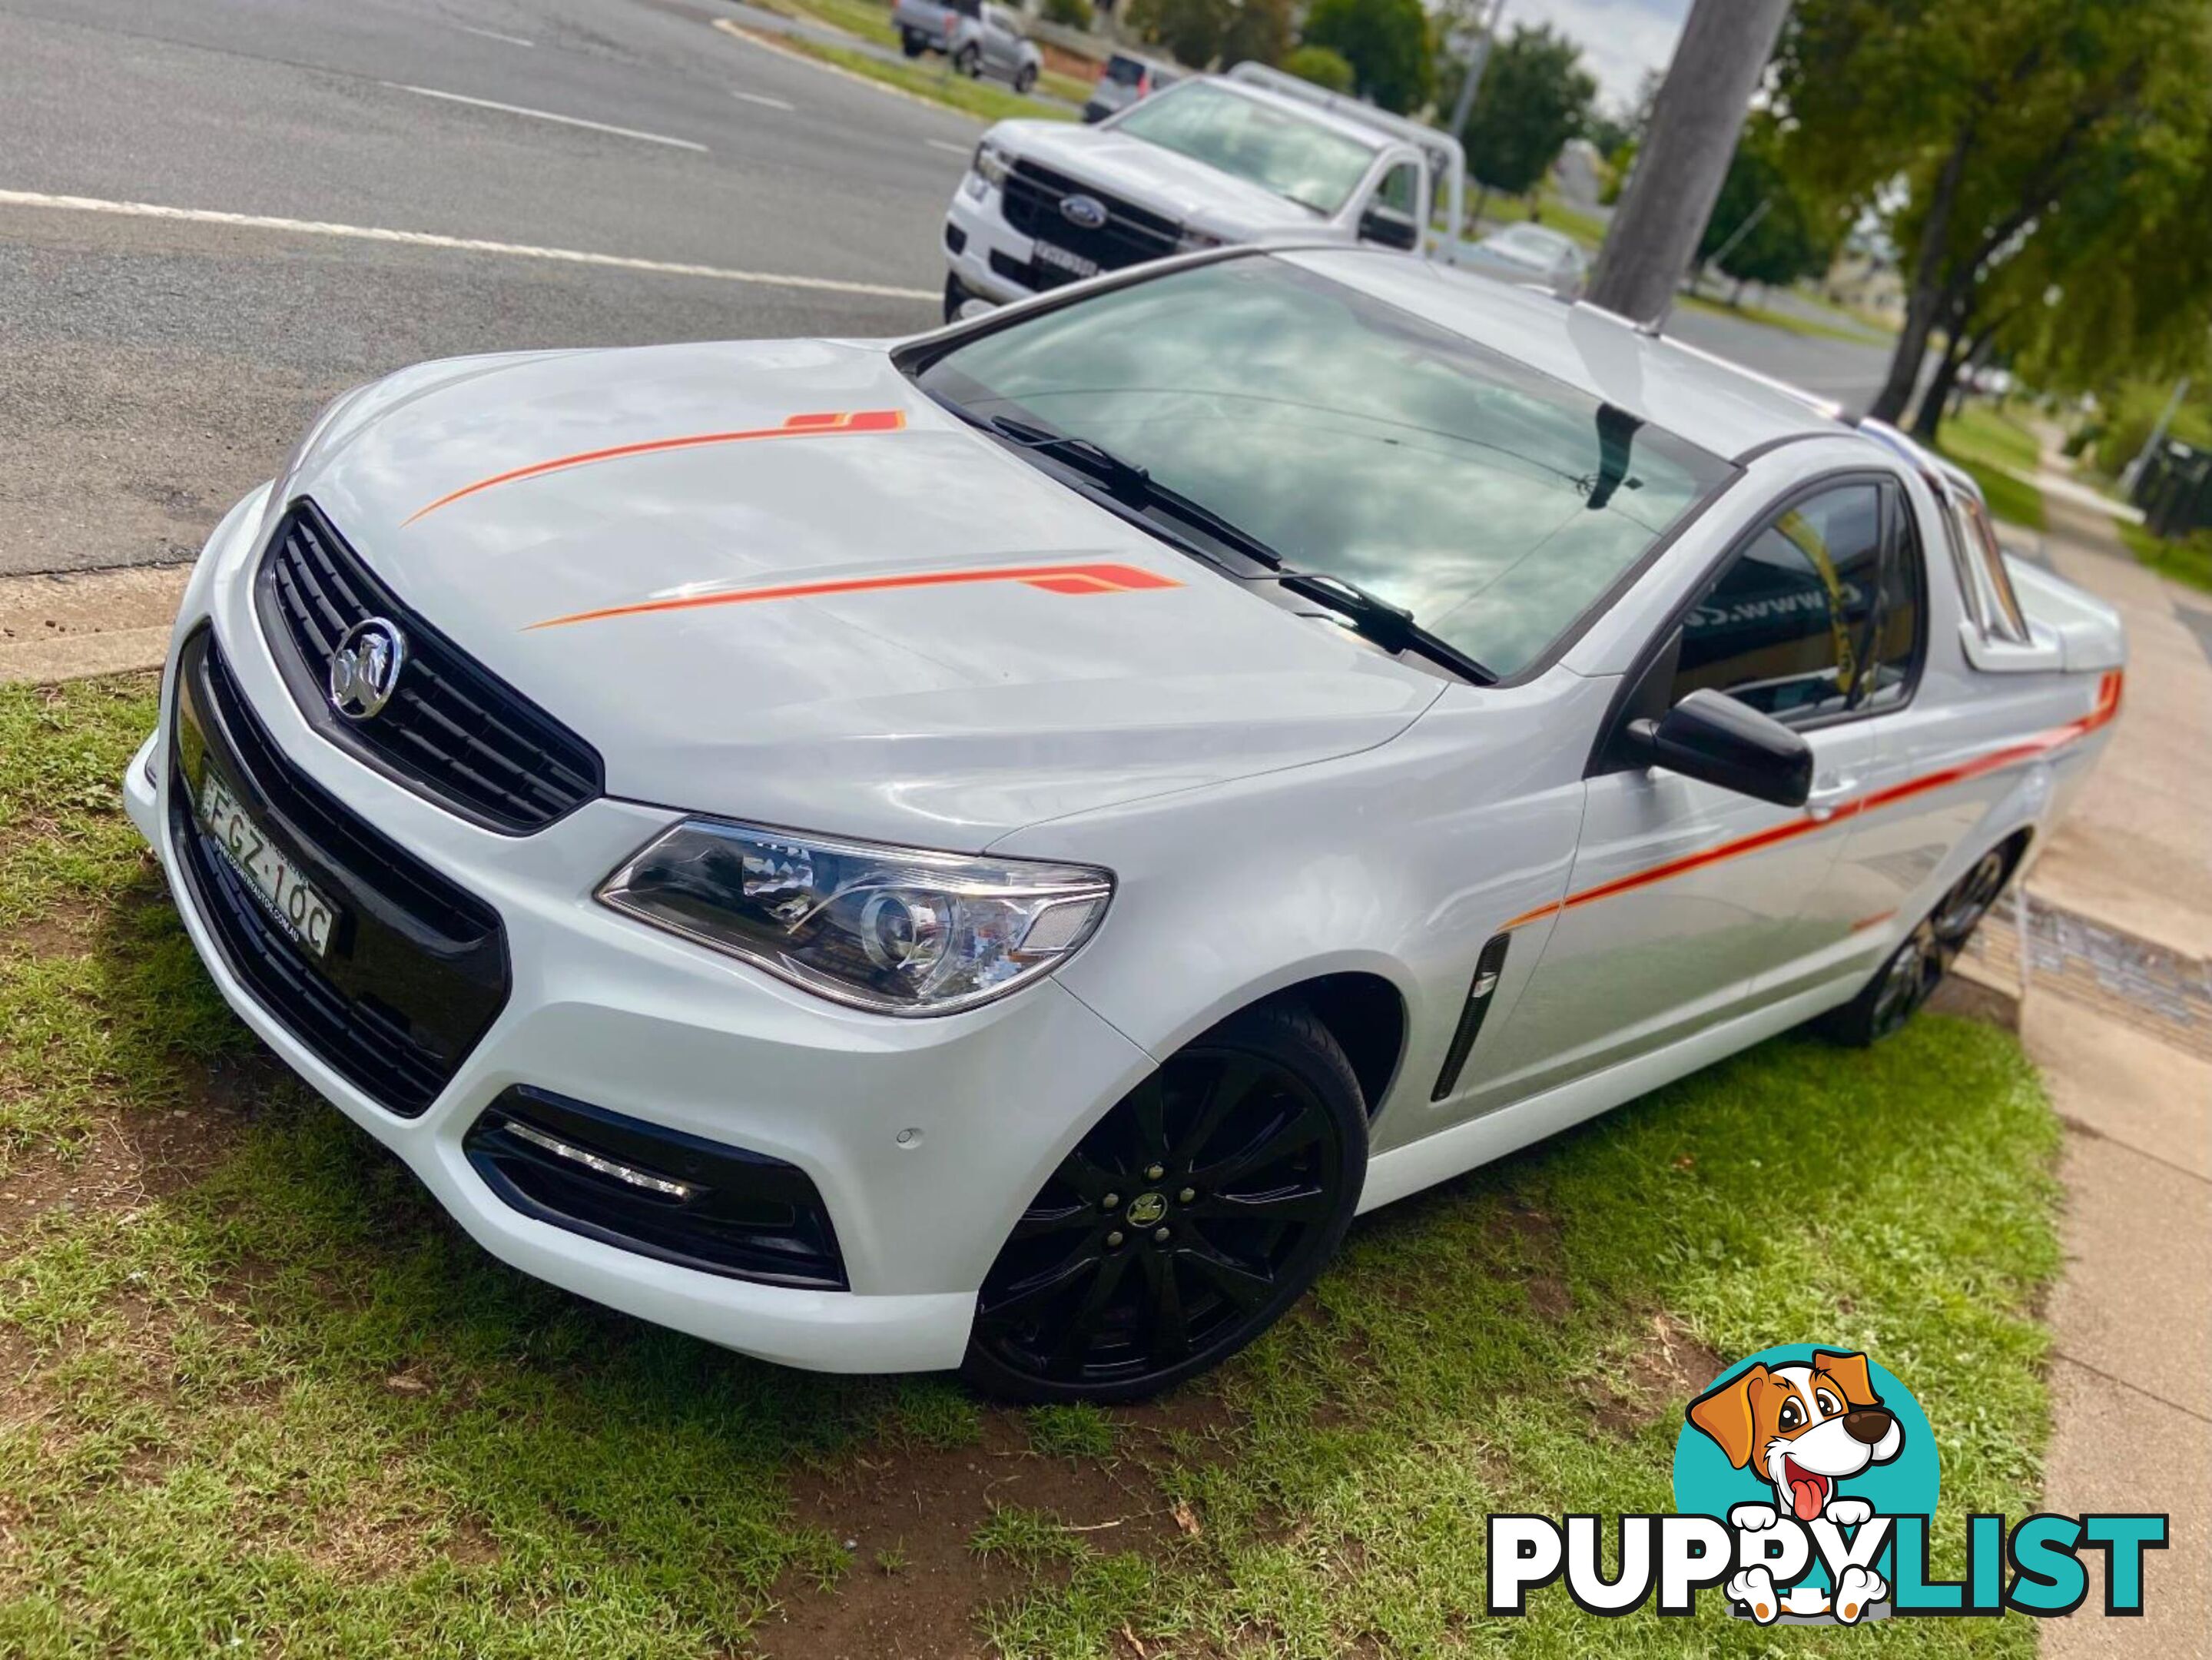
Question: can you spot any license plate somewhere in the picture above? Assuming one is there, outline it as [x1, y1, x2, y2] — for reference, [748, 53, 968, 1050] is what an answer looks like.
[1032, 241, 1100, 280]
[195, 770, 337, 958]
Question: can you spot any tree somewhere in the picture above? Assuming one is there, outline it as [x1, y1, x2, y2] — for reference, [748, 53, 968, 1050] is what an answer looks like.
[1300, 0, 1433, 115]
[1451, 22, 1598, 214]
[1696, 114, 1840, 299]
[1220, 0, 1295, 69]
[1282, 44, 1356, 92]
[1776, 0, 2212, 435]
[1126, 0, 1228, 68]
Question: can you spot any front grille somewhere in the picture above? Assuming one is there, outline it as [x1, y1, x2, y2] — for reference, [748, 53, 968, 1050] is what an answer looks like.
[999, 161, 1182, 272]
[170, 628, 510, 1117]
[465, 1087, 848, 1290]
[256, 500, 603, 835]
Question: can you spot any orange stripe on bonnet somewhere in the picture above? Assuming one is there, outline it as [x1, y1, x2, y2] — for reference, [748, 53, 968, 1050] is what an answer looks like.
[402, 409, 907, 526]
[526, 561, 1182, 630]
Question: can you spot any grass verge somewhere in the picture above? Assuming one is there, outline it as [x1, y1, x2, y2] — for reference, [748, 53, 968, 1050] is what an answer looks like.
[1, 673, 2061, 1656]
[734, 21, 1073, 124]
[2117, 517, 2212, 595]
[1938, 403, 2048, 533]
[1676, 289, 1893, 346]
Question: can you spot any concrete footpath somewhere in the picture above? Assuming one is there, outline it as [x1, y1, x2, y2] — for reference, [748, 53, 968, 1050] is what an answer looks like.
[2005, 488, 2210, 1658]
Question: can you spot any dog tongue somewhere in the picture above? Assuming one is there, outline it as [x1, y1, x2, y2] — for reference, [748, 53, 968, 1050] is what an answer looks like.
[1790, 1478, 1825, 1521]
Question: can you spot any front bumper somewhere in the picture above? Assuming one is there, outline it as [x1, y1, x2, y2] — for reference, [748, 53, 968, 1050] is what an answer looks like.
[125, 490, 1156, 1373]
[944, 181, 1050, 306]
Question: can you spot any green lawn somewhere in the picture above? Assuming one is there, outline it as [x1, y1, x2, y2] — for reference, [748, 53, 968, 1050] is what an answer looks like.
[1936, 404, 2048, 533]
[1, 676, 2062, 1656]
[2118, 517, 2212, 595]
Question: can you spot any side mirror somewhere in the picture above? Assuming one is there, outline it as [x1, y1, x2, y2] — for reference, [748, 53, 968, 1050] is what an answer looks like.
[1358, 204, 1421, 251]
[1620, 689, 1812, 808]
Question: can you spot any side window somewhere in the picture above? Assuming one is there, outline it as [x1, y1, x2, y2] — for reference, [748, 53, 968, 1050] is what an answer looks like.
[1861, 483, 1924, 712]
[1673, 483, 1883, 725]
[1375, 161, 1420, 216]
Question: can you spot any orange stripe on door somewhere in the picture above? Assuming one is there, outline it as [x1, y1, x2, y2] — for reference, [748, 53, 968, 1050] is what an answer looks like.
[1499, 670, 2124, 933]
[525, 561, 1181, 630]
[402, 409, 907, 526]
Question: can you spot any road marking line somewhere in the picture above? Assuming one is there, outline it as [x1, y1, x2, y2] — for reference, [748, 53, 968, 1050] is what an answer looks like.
[455, 24, 535, 47]
[731, 90, 797, 111]
[927, 139, 969, 155]
[0, 189, 937, 300]
[711, 18, 983, 126]
[381, 82, 708, 152]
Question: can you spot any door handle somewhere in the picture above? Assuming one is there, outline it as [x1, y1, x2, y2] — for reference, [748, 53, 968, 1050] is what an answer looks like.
[1807, 772, 1861, 822]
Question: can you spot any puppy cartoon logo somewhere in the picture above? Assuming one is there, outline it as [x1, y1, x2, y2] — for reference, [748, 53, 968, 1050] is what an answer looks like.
[1686, 1350, 1907, 1624]
[1491, 1342, 2167, 1624]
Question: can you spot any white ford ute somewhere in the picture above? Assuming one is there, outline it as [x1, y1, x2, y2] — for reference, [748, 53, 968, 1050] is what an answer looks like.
[942, 62, 1468, 320]
[128, 246, 2121, 1402]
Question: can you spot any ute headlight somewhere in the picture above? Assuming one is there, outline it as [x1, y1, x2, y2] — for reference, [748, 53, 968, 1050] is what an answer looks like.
[598, 819, 1113, 1016]
[971, 139, 1013, 191]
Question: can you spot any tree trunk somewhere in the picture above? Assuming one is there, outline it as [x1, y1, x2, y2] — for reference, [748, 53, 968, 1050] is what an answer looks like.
[1586, 0, 1793, 325]
[1912, 338, 1972, 442]
[1869, 124, 1974, 423]
[1472, 182, 1491, 227]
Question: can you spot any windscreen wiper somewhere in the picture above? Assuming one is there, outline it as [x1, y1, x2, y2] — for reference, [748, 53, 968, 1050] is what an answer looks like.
[979, 413, 1494, 686]
[984, 415, 1287, 571]
[1259, 570, 1497, 686]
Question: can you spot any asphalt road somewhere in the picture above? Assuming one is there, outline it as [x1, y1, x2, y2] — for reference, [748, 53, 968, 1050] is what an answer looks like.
[0, 0, 1899, 576]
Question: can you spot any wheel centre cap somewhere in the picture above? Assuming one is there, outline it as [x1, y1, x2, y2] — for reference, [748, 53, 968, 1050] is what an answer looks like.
[1125, 1192, 1168, 1227]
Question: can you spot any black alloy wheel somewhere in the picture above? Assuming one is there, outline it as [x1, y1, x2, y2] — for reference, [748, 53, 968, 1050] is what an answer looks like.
[1818, 838, 2019, 1047]
[956, 45, 982, 77]
[963, 1002, 1367, 1402]
[1932, 846, 2009, 945]
[1869, 917, 1948, 1039]
[1013, 63, 1037, 95]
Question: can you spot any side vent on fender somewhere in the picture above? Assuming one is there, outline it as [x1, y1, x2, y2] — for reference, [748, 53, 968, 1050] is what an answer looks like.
[1431, 933, 1514, 1101]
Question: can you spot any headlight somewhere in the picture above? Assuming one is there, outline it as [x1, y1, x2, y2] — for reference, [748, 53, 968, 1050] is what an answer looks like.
[598, 819, 1113, 1016]
[972, 139, 1013, 190]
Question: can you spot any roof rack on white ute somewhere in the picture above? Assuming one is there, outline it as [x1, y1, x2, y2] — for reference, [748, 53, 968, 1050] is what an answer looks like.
[1223, 61, 1467, 257]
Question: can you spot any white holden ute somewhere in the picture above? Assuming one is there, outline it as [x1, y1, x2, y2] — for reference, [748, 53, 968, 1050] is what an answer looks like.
[942, 62, 1469, 320]
[128, 245, 2123, 1401]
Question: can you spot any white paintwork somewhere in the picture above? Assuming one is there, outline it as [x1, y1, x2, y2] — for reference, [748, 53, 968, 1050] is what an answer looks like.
[128, 246, 2124, 1373]
[944, 78, 1444, 308]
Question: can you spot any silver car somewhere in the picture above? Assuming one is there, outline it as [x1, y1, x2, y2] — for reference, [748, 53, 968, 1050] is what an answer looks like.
[894, 0, 1042, 95]
[1083, 51, 1179, 123]
[1462, 222, 1590, 296]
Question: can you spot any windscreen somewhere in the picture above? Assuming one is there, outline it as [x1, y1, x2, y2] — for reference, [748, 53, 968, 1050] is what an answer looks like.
[1112, 83, 1378, 216]
[914, 256, 1732, 679]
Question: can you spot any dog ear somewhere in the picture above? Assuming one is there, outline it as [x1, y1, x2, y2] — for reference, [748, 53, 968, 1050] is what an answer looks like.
[1813, 1350, 1880, 1408]
[1687, 1363, 1764, 1469]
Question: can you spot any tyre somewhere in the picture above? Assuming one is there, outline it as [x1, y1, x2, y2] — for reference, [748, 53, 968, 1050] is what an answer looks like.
[900, 29, 925, 57]
[963, 1000, 1368, 1403]
[1013, 63, 1037, 95]
[1816, 839, 2021, 1047]
[943, 271, 975, 325]
[956, 45, 981, 78]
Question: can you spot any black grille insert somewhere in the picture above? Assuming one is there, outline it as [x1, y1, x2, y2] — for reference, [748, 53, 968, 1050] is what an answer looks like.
[256, 499, 603, 834]
[999, 161, 1182, 274]
[465, 1087, 848, 1290]
[169, 628, 510, 1117]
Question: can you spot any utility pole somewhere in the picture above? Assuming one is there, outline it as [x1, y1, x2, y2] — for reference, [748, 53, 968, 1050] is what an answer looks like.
[1587, 0, 1792, 328]
[1446, 0, 1507, 143]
